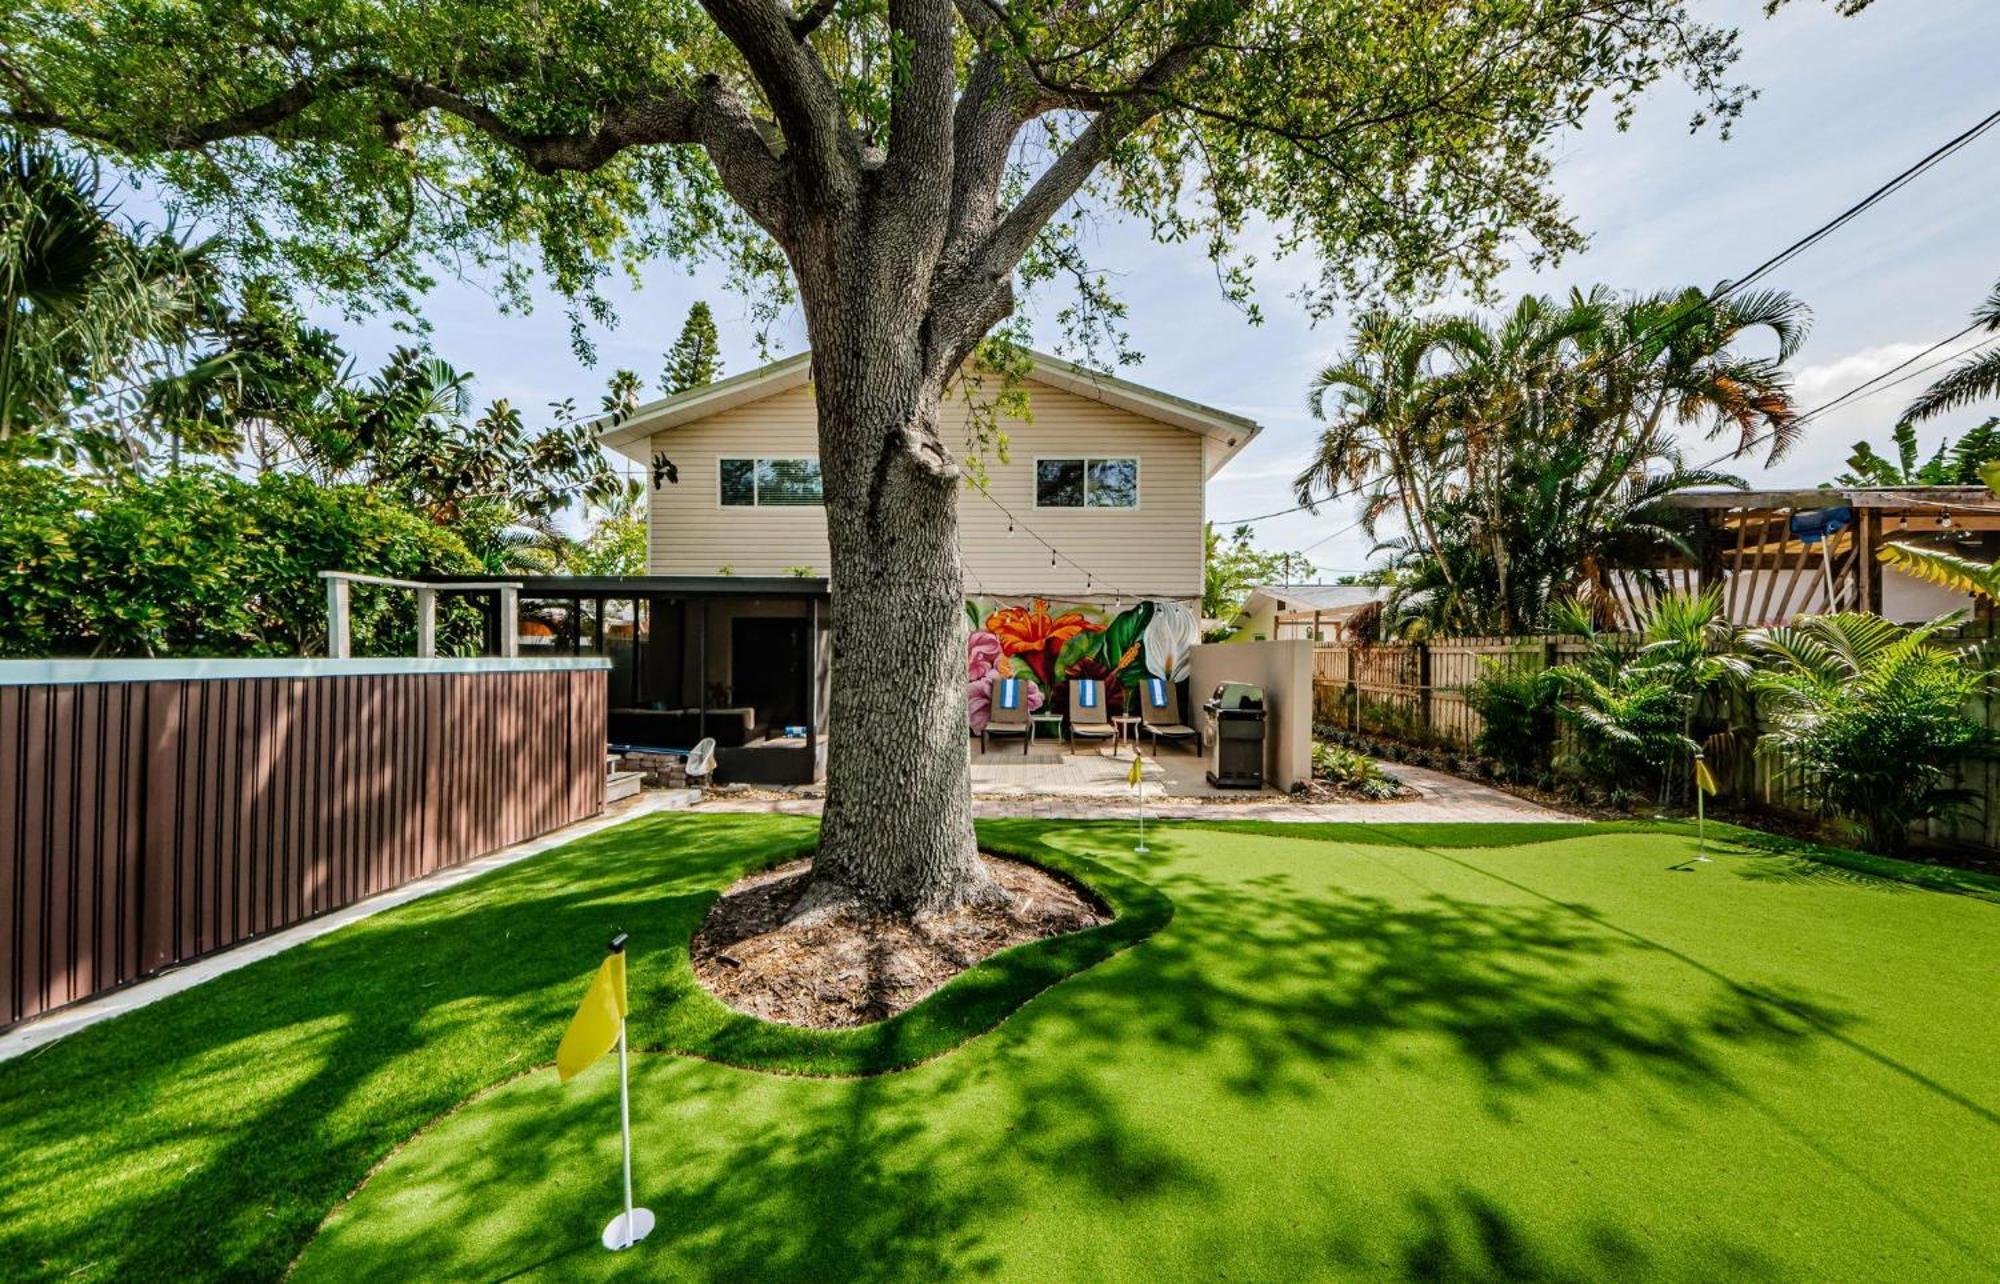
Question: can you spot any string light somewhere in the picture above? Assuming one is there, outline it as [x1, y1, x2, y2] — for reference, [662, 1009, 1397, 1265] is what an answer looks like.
[969, 481, 1133, 599]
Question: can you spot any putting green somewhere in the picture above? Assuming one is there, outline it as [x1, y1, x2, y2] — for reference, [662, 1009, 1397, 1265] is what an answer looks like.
[294, 822, 2000, 1281]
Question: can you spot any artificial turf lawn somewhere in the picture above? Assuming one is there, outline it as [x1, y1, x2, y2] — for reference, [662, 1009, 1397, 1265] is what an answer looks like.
[4, 819, 1998, 1281]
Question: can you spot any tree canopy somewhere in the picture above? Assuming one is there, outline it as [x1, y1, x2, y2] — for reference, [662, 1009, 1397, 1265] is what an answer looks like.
[3, 1, 1766, 352]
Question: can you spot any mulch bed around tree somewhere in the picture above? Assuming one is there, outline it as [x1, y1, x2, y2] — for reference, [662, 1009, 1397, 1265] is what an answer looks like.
[690, 856, 1111, 1029]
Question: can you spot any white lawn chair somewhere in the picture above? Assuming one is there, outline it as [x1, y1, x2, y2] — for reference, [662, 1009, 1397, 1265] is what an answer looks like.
[684, 737, 717, 785]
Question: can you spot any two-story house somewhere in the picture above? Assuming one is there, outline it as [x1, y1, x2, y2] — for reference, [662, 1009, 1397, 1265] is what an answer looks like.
[597, 348, 1258, 597]
[566, 349, 1259, 781]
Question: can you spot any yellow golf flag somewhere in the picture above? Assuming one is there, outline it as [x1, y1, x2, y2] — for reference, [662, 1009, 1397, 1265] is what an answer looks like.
[557, 952, 627, 1083]
[1693, 757, 1719, 797]
[1127, 753, 1144, 787]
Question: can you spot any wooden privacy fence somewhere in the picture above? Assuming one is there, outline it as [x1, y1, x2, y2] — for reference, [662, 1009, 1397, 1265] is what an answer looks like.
[1314, 636, 1602, 748]
[0, 657, 609, 1030]
[1314, 628, 2000, 853]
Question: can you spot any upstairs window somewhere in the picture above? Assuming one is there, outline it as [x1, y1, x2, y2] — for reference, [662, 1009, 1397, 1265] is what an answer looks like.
[720, 457, 823, 506]
[1036, 457, 1138, 509]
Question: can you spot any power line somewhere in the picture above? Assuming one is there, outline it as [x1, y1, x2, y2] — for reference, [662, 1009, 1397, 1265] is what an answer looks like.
[1213, 103, 2000, 529]
[1725, 105, 2000, 296]
[1791, 331, 1997, 430]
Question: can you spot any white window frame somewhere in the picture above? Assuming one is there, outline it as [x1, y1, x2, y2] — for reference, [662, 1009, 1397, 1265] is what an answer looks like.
[717, 455, 824, 508]
[1031, 456, 1142, 511]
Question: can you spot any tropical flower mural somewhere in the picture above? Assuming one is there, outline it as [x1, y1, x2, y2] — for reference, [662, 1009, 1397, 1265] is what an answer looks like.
[984, 599, 1103, 686]
[964, 596, 1185, 731]
[967, 625, 1044, 731]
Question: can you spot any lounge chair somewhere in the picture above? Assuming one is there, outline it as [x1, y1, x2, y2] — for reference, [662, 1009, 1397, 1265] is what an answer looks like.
[1067, 679, 1117, 751]
[982, 673, 1032, 754]
[1139, 675, 1200, 754]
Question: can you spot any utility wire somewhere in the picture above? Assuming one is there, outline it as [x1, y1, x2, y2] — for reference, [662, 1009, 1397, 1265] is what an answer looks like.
[1724, 105, 2000, 296]
[1790, 332, 1997, 430]
[1213, 103, 2000, 528]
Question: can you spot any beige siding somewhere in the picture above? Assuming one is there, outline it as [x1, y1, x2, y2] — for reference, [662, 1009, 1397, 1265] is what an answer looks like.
[647, 379, 1206, 599]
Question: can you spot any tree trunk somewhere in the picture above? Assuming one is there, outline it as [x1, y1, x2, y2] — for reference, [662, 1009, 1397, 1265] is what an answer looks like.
[796, 335, 993, 916]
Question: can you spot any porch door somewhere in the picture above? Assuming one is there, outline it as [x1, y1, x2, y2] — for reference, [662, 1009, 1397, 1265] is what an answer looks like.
[732, 617, 809, 737]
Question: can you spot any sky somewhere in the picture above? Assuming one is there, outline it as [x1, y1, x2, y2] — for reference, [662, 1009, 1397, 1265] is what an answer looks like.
[307, 0, 2000, 578]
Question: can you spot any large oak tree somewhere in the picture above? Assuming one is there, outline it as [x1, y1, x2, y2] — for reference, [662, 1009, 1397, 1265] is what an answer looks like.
[6, 0, 1779, 912]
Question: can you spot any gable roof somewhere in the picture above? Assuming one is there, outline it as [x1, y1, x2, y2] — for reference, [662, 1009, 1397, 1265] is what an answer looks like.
[1243, 584, 1386, 616]
[596, 348, 1262, 478]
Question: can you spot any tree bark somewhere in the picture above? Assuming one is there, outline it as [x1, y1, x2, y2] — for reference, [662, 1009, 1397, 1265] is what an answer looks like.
[792, 304, 994, 916]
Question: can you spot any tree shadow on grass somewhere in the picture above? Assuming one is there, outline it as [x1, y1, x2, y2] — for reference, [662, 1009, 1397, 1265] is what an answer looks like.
[999, 823, 1845, 1119]
[0, 813, 817, 1282]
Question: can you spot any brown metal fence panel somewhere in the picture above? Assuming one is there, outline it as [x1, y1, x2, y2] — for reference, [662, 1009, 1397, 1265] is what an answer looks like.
[1, 665, 607, 1030]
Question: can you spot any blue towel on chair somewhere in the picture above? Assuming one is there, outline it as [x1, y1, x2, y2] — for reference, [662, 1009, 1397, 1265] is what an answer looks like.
[1147, 677, 1167, 710]
[998, 677, 1021, 711]
[1078, 680, 1098, 709]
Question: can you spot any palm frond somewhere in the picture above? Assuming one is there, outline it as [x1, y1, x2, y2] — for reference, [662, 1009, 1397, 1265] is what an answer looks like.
[1877, 541, 2000, 603]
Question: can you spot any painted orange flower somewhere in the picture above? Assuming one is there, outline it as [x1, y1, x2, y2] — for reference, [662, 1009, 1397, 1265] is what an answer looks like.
[985, 599, 1104, 685]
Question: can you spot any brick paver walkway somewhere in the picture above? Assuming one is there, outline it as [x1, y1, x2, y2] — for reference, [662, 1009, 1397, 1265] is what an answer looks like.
[699, 756, 1573, 824]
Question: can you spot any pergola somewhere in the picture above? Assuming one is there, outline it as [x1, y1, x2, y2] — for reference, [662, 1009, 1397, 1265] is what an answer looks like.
[1661, 486, 1996, 625]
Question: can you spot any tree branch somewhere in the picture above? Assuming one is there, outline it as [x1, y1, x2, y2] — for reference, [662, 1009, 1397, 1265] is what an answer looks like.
[967, 39, 1202, 285]
[882, 0, 958, 211]
[698, 0, 861, 206]
[789, 0, 841, 39]
[3, 65, 795, 237]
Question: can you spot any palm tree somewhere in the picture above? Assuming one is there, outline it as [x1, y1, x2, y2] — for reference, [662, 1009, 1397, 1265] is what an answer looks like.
[1586, 285, 1810, 464]
[1903, 282, 2000, 424]
[0, 138, 211, 464]
[1746, 612, 1986, 851]
[1297, 310, 1458, 591]
[1426, 292, 1605, 628]
[1306, 286, 1797, 635]
[1547, 587, 1749, 807]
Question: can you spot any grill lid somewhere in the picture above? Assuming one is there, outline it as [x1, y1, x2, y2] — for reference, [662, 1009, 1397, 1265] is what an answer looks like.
[1208, 681, 1265, 710]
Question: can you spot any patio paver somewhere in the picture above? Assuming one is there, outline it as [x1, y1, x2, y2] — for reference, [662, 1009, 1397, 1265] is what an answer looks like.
[698, 752, 1573, 824]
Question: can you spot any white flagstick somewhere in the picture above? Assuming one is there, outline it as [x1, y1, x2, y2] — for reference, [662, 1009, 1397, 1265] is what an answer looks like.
[1135, 753, 1149, 854]
[601, 941, 654, 1251]
[1695, 776, 1710, 864]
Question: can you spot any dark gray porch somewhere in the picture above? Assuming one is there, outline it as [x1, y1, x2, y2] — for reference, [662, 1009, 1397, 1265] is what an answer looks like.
[431, 574, 831, 785]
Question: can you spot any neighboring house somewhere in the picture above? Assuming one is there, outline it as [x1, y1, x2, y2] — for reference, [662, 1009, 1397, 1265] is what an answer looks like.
[597, 348, 1259, 602]
[1236, 584, 1387, 642]
[574, 349, 1261, 767]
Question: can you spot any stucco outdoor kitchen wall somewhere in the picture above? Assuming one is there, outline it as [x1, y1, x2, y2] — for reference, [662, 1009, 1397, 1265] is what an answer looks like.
[0, 658, 608, 1030]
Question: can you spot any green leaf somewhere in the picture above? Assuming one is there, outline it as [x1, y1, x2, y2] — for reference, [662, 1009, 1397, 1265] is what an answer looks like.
[1052, 627, 1099, 683]
[1096, 601, 1154, 676]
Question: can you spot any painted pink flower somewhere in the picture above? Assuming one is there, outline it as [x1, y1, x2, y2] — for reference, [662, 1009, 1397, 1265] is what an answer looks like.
[967, 669, 1044, 732]
[967, 629, 1005, 684]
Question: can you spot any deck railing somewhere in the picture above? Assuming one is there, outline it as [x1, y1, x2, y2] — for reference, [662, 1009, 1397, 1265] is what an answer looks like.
[0, 657, 608, 1029]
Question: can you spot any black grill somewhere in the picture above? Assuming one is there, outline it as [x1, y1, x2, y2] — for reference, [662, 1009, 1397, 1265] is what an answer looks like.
[1202, 684, 1267, 788]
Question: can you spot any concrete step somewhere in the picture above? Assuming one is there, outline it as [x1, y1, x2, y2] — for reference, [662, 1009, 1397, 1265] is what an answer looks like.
[606, 770, 645, 802]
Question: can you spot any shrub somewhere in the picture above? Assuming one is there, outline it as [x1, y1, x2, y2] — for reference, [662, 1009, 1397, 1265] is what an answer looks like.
[1545, 588, 1748, 807]
[1748, 612, 1989, 852]
[1312, 742, 1402, 799]
[0, 462, 480, 658]
[1466, 661, 1558, 780]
